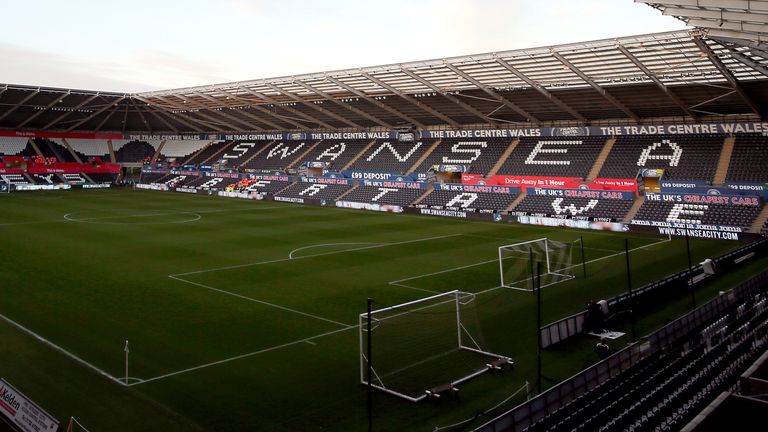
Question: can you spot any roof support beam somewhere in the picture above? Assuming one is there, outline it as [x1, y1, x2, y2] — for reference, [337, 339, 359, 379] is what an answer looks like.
[692, 37, 763, 118]
[239, 87, 335, 129]
[712, 36, 768, 59]
[325, 76, 425, 128]
[134, 96, 210, 132]
[17, 92, 70, 129]
[217, 89, 292, 130]
[293, 80, 393, 128]
[42, 94, 101, 130]
[552, 51, 641, 122]
[140, 96, 223, 131]
[361, 72, 459, 127]
[615, 44, 697, 118]
[66, 96, 126, 132]
[727, 49, 768, 78]
[191, 92, 266, 131]
[400, 69, 494, 124]
[143, 105, 180, 133]
[163, 95, 243, 131]
[131, 98, 153, 133]
[493, 57, 587, 123]
[444, 63, 541, 125]
[94, 105, 119, 132]
[263, 83, 362, 128]
[0, 89, 40, 122]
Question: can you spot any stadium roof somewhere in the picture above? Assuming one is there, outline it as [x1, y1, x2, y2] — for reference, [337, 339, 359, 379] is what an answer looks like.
[637, 0, 768, 42]
[0, 30, 765, 134]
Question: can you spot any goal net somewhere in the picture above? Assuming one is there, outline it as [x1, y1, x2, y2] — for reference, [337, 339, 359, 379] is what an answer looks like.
[360, 290, 511, 402]
[499, 238, 577, 291]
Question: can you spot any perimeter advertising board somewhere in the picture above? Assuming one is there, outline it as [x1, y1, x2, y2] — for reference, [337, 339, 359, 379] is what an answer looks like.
[0, 379, 58, 432]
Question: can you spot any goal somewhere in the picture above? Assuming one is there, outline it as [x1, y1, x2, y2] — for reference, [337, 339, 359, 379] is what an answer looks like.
[359, 290, 511, 402]
[498, 238, 578, 291]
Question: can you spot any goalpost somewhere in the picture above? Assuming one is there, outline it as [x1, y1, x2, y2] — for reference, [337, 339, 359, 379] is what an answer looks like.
[498, 238, 580, 291]
[360, 290, 511, 402]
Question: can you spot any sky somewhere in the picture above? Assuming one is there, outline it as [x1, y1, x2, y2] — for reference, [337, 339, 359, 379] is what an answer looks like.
[0, 0, 686, 93]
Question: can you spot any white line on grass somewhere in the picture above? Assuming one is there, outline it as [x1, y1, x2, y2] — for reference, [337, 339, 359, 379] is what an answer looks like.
[64, 212, 203, 224]
[288, 242, 383, 259]
[168, 275, 353, 328]
[130, 325, 355, 386]
[0, 312, 128, 386]
[171, 233, 463, 277]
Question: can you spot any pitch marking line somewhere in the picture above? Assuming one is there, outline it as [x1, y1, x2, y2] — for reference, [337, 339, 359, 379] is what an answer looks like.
[64, 211, 203, 224]
[288, 242, 383, 259]
[171, 233, 463, 277]
[130, 325, 355, 386]
[0, 311, 129, 387]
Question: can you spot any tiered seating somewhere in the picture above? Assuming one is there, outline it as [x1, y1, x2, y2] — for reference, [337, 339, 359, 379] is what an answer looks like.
[181, 141, 229, 165]
[28, 173, 64, 184]
[633, 200, 762, 228]
[413, 138, 511, 175]
[349, 139, 434, 173]
[158, 140, 213, 162]
[418, 190, 517, 212]
[0, 174, 31, 185]
[275, 182, 352, 200]
[340, 186, 423, 206]
[498, 136, 606, 178]
[33, 139, 76, 162]
[214, 140, 271, 168]
[726, 134, 768, 183]
[66, 139, 111, 161]
[140, 173, 167, 184]
[511, 195, 633, 220]
[243, 141, 315, 171]
[186, 175, 238, 190]
[239, 178, 292, 194]
[599, 134, 724, 181]
[295, 140, 370, 172]
[87, 173, 118, 183]
[114, 141, 158, 163]
[0, 136, 31, 156]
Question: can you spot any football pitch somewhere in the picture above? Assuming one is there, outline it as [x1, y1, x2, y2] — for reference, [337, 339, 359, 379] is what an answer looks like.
[0, 189, 760, 431]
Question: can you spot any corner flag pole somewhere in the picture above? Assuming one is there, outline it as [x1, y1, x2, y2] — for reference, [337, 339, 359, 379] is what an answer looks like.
[124, 340, 129, 385]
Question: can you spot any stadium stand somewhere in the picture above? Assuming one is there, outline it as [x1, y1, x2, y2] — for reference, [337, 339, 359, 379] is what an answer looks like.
[413, 138, 511, 175]
[725, 133, 768, 183]
[0, 136, 31, 156]
[633, 200, 762, 229]
[243, 141, 312, 170]
[183, 141, 230, 165]
[114, 140, 158, 163]
[598, 134, 725, 181]
[139, 173, 167, 184]
[417, 190, 517, 212]
[295, 139, 370, 171]
[237, 177, 293, 195]
[511, 196, 634, 221]
[87, 173, 118, 183]
[34, 138, 76, 162]
[275, 182, 352, 201]
[66, 138, 111, 161]
[28, 173, 65, 184]
[214, 140, 271, 168]
[157, 140, 212, 162]
[497, 137, 606, 178]
[186, 175, 239, 190]
[349, 139, 434, 173]
[340, 185, 424, 206]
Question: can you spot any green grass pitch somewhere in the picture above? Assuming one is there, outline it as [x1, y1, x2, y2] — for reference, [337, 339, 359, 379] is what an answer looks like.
[0, 189, 761, 431]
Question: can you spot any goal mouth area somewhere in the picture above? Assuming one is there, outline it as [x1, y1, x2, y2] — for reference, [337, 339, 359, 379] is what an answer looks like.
[361, 348, 512, 402]
[498, 237, 579, 292]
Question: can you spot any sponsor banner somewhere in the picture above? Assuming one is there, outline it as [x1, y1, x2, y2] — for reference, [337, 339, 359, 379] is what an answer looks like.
[530, 188, 635, 200]
[660, 180, 710, 189]
[174, 187, 198, 194]
[335, 201, 403, 213]
[129, 134, 220, 141]
[645, 193, 761, 206]
[305, 161, 330, 168]
[0, 379, 58, 432]
[170, 170, 200, 176]
[421, 123, 768, 138]
[723, 182, 768, 199]
[431, 164, 468, 173]
[489, 175, 585, 190]
[80, 183, 112, 189]
[404, 207, 496, 221]
[274, 196, 305, 204]
[136, 183, 168, 191]
[14, 184, 71, 191]
[249, 174, 292, 182]
[434, 183, 519, 194]
[342, 170, 418, 182]
[592, 178, 638, 192]
[222, 133, 284, 141]
[630, 219, 743, 233]
[0, 168, 25, 174]
[199, 165, 213, 171]
[299, 176, 351, 185]
[640, 168, 665, 178]
[0, 130, 122, 139]
[217, 191, 264, 200]
[141, 168, 168, 174]
[659, 186, 745, 196]
[630, 224, 745, 240]
[460, 173, 490, 184]
[204, 171, 240, 179]
[309, 131, 394, 140]
[361, 180, 427, 189]
[515, 215, 627, 232]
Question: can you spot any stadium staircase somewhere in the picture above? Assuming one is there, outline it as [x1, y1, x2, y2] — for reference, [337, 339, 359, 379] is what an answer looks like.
[27, 138, 44, 159]
[748, 205, 768, 234]
[150, 140, 166, 164]
[60, 138, 84, 163]
[181, 141, 213, 165]
[586, 137, 616, 181]
[287, 140, 322, 168]
[713, 136, 736, 185]
[335, 183, 358, 201]
[407, 139, 441, 174]
[199, 140, 233, 165]
[341, 139, 375, 171]
[623, 195, 646, 223]
[107, 139, 117, 163]
[487, 139, 519, 176]
[239, 140, 274, 168]
[506, 190, 527, 212]
[413, 185, 434, 205]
